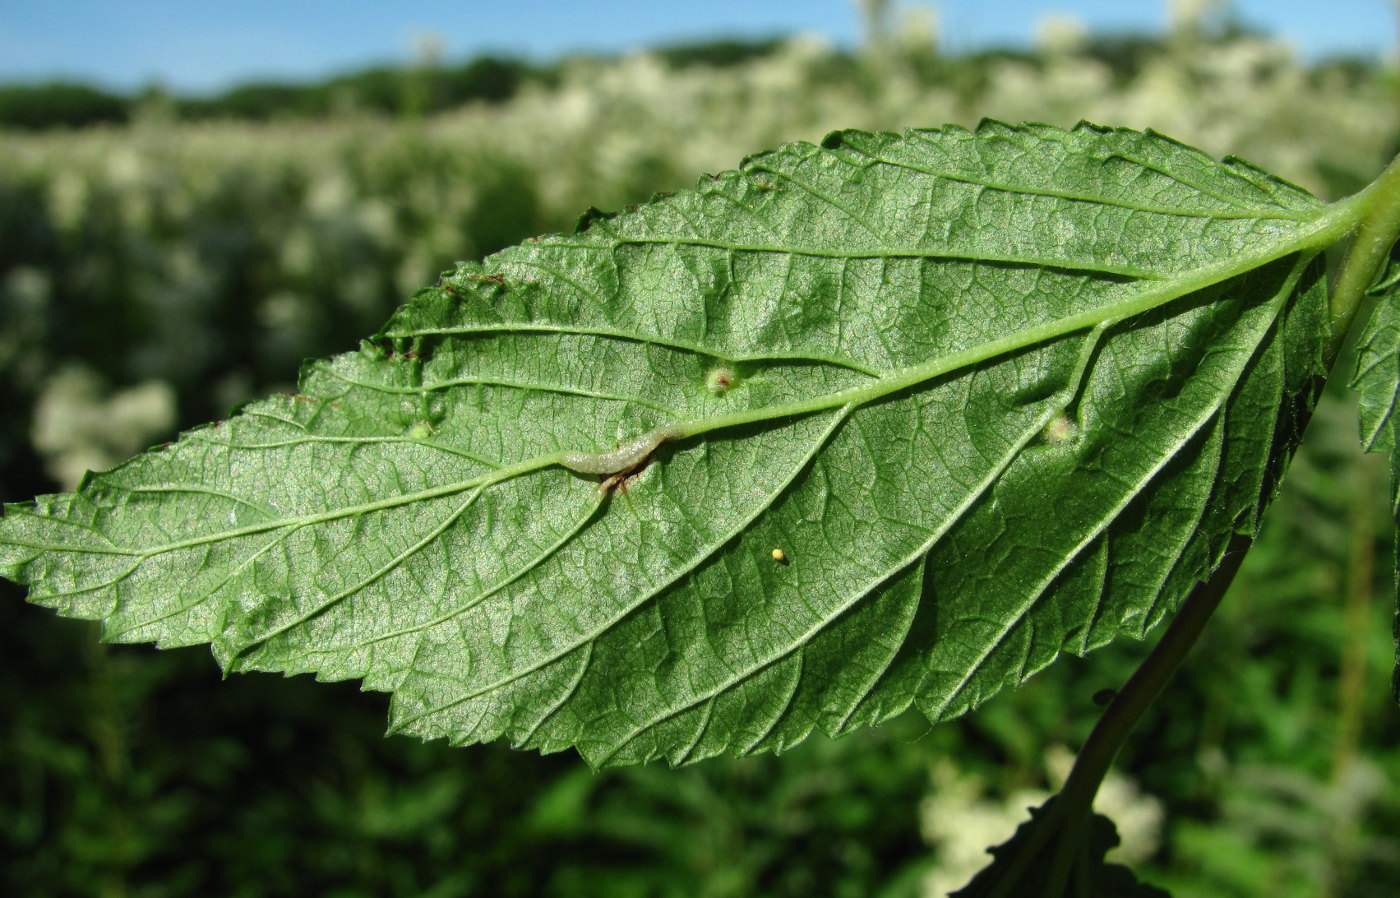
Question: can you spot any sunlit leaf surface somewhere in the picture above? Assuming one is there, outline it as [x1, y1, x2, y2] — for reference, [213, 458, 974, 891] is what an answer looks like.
[0, 122, 1335, 764]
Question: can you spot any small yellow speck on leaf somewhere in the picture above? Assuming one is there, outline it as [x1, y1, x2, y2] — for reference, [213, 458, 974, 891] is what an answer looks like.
[771, 548, 787, 564]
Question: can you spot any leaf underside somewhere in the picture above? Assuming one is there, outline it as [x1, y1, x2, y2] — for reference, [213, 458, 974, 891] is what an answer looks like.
[1350, 252, 1400, 701]
[0, 122, 1331, 766]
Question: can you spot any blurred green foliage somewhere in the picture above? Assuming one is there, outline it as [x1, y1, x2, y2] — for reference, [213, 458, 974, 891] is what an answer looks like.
[0, 83, 130, 131]
[2, 15, 1400, 897]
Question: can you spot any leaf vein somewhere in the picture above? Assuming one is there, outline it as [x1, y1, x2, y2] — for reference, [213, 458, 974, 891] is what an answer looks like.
[392, 405, 857, 734]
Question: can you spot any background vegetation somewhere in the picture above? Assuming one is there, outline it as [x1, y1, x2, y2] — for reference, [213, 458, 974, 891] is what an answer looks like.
[2, 6, 1399, 896]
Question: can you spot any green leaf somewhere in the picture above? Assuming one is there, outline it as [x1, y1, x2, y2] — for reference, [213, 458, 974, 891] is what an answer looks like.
[1352, 252, 1400, 463]
[0, 122, 1345, 765]
[1350, 249, 1400, 701]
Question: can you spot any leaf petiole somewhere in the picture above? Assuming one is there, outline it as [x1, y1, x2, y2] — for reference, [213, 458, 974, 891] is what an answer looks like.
[1327, 151, 1400, 357]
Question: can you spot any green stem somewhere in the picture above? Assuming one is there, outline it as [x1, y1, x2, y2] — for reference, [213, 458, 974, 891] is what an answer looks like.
[1333, 454, 1379, 785]
[1327, 150, 1400, 357]
[1325, 453, 1380, 897]
[1041, 533, 1253, 896]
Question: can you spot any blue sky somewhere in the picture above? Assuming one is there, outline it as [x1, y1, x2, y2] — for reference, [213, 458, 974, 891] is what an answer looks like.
[0, 1, 1393, 94]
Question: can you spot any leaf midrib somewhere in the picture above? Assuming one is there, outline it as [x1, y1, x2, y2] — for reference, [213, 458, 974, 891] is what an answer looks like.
[23, 196, 1356, 568]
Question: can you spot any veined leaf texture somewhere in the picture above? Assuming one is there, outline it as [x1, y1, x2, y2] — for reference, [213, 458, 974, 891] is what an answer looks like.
[0, 122, 1345, 765]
